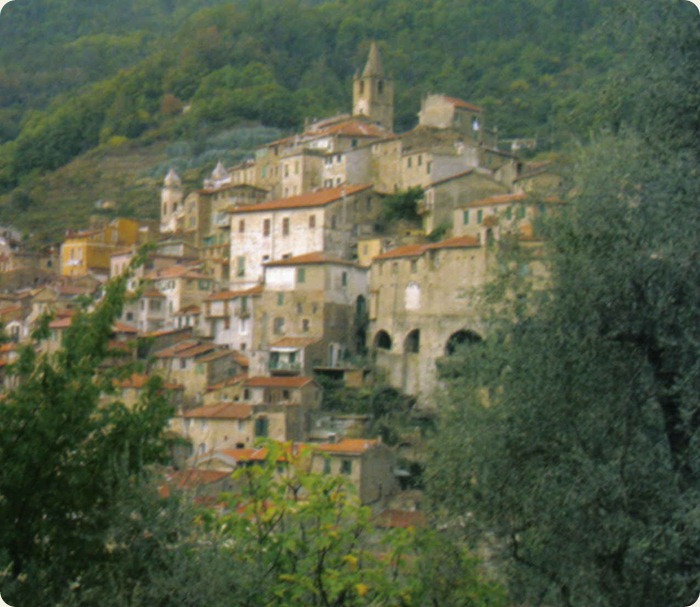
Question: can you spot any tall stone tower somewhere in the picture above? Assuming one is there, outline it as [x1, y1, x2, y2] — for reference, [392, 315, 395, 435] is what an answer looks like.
[160, 168, 183, 233]
[353, 42, 394, 132]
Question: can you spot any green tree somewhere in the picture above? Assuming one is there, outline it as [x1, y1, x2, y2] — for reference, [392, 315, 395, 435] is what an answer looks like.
[217, 440, 506, 607]
[428, 137, 700, 606]
[0, 253, 175, 605]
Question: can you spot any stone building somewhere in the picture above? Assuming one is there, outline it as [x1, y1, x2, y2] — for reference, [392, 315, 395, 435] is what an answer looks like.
[368, 236, 490, 406]
[228, 184, 378, 289]
[249, 252, 369, 376]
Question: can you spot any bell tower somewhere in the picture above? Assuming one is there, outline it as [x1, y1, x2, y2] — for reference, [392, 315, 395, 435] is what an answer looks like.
[353, 42, 394, 132]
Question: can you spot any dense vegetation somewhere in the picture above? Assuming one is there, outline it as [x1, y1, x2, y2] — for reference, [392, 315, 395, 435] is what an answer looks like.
[0, 0, 612, 234]
[427, 2, 700, 605]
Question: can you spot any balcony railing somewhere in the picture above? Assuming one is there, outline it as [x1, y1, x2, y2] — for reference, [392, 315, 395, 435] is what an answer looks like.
[269, 360, 302, 374]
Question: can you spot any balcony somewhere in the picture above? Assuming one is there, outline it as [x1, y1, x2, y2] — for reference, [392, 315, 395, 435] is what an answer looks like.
[269, 359, 302, 375]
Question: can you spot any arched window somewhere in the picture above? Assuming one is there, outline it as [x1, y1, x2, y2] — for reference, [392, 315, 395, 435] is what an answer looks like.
[445, 330, 482, 356]
[374, 330, 392, 350]
[404, 329, 420, 353]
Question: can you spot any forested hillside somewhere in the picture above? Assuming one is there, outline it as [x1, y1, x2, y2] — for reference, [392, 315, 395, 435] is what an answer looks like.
[0, 0, 614, 239]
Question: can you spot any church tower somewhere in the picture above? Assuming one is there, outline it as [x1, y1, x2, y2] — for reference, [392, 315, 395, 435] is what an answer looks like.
[353, 42, 394, 132]
[160, 168, 183, 233]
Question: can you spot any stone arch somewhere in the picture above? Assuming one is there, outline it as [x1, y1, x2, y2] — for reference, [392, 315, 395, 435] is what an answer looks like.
[374, 330, 392, 350]
[404, 329, 420, 353]
[444, 329, 482, 355]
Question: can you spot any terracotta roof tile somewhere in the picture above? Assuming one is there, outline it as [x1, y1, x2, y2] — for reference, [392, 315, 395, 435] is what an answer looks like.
[375, 235, 480, 261]
[169, 469, 231, 489]
[230, 184, 372, 214]
[315, 438, 379, 455]
[443, 95, 483, 112]
[206, 285, 263, 301]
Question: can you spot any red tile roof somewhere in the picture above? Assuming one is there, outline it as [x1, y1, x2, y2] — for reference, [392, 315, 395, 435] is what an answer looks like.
[244, 376, 315, 388]
[169, 469, 231, 489]
[183, 403, 253, 420]
[375, 235, 480, 261]
[309, 119, 389, 139]
[443, 96, 483, 113]
[206, 285, 263, 301]
[115, 372, 183, 391]
[229, 184, 372, 214]
[314, 438, 379, 456]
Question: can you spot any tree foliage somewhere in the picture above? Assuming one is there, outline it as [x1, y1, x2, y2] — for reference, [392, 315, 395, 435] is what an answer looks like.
[427, 3, 700, 605]
[0, 252, 176, 605]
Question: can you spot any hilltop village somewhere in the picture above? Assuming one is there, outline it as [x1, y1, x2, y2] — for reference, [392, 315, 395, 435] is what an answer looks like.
[0, 44, 559, 507]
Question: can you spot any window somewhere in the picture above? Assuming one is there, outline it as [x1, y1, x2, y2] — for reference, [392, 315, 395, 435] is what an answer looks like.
[378, 80, 384, 94]
[463, 210, 470, 225]
[302, 318, 310, 332]
[297, 268, 306, 283]
[255, 417, 269, 437]
[273, 317, 285, 334]
[149, 299, 162, 312]
[410, 259, 418, 273]
[426, 161, 432, 174]
[309, 215, 316, 228]
[341, 271, 348, 287]
[340, 459, 352, 475]
[241, 297, 248, 313]
[417, 155, 423, 166]
[505, 206, 513, 220]
[282, 217, 290, 235]
[407, 157, 412, 168]
[477, 210, 483, 224]
[180, 358, 187, 370]
[239, 219, 245, 233]
[263, 219, 271, 236]
[277, 292, 284, 306]
[296, 303, 303, 314]
[284, 164, 289, 177]
[323, 458, 331, 474]
[237, 256, 245, 277]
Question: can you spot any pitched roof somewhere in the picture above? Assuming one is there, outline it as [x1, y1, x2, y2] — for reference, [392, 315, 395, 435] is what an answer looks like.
[375, 235, 480, 261]
[362, 41, 385, 78]
[229, 184, 372, 214]
[206, 285, 263, 301]
[270, 337, 322, 349]
[169, 469, 231, 489]
[314, 438, 380, 455]
[183, 403, 253, 420]
[309, 119, 388, 139]
[463, 192, 528, 208]
[115, 372, 183, 391]
[244, 376, 316, 388]
[264, 252, 357, 267]
[443, 95, 483, 113]
[154, 340, 215, 359]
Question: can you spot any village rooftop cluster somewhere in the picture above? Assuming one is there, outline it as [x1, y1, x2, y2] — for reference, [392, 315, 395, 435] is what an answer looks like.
[0, 44, 559, 509]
